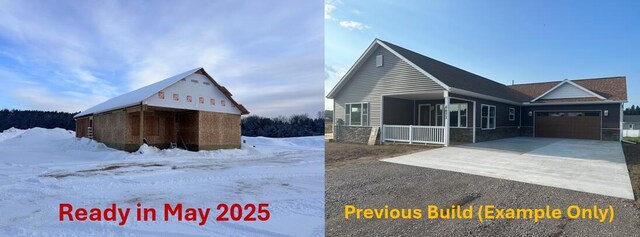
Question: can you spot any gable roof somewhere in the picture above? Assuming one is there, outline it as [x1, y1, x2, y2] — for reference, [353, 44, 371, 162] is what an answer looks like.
[508, 76, 627, 103]
[74, 68, 248, 118]
[379, 40, 525, 102]
[530, 79, 606, 102]
[328, 39, 627, 104]
[326, 39, 527, 103]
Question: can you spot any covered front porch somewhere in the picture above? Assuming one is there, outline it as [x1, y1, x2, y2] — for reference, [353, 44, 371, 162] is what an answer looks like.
[381, 91, 476, 146]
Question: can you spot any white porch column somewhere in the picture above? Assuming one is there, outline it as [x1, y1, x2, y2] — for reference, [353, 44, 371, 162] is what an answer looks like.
[444, 91, 450, 146]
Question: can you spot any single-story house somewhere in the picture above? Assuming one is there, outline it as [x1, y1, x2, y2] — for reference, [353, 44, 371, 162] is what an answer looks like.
[74, 67, 249, 152]
[326, 39, 627, 146]
[623, 115, 640, 130]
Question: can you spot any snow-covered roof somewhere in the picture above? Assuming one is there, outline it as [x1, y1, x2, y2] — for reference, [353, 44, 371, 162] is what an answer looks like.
[75, 68, 211, 118]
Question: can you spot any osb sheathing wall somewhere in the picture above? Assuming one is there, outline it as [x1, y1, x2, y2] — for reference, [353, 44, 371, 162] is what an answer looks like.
[198, 111, 241, 149]
[77, 105, 241, 152]
[177, 111, 200, 150]
[75, 117, 90, 138]
[93, 110, 128, 150]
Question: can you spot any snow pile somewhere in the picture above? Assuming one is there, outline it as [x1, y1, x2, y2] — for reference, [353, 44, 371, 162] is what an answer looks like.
[280, 136, 325, 149]
[1, 127, 75, 147]
[65, 137, 113, 151]
[0, 127, 26, 142]
[244, 136, 325, 150]
[135, 144, 161, 155]
[0, 127, 324, 236]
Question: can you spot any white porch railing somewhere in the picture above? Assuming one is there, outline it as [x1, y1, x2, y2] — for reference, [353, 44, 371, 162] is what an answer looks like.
[623, 129, 640, 137]
[382, 125, 445, 145]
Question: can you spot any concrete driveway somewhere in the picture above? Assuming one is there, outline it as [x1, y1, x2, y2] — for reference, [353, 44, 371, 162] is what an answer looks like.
[382, 137, 635, 199]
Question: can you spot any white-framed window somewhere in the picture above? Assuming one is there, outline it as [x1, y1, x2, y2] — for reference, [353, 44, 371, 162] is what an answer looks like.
[345, 102, 369, 126]
[630, 124, 634, 129]
[376, 55, 383, 67]
[481, 104, 496, 130]
[508, 107, 515, 121]
[435, 103, 467, 127]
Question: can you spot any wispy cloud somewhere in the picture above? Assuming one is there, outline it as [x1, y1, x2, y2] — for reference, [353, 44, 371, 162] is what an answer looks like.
[339, 21, 370, 31]
[0, 0, 323, 117]
[325, 64, 345, 81]
[325, 0, 370, 32]
[325, 4, 336, 20]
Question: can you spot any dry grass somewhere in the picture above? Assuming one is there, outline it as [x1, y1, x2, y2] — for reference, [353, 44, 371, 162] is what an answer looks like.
[325, 142, 437, 170]
[624, 137, 640, 143]
[622, 143, 640, 207]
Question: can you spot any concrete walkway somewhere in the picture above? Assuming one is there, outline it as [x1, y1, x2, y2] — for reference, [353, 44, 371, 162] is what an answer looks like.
[382, 137, 635, 199]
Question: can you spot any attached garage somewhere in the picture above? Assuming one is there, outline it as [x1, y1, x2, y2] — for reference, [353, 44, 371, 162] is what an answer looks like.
[534, 111, 601, 140]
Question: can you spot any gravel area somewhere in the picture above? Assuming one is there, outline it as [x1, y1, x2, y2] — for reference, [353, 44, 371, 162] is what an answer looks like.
[326, 143, 640, 236]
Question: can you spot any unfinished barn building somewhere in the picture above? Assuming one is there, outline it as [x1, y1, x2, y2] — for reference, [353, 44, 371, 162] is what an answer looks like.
[74, 68, 249, 152]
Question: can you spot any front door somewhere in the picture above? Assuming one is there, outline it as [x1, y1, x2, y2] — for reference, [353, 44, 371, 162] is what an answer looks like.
[419, 104, 431, 125]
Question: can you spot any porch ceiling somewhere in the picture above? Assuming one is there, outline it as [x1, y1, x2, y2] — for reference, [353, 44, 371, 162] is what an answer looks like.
[385, 92, 443, 100]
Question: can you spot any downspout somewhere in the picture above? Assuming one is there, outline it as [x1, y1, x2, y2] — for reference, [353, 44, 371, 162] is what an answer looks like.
[620, 103, 624, 141]
[332, 100, 335, 133]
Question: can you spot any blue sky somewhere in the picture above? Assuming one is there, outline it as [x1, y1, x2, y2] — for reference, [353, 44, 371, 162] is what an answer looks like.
[325, 0, 640, 109]
[0, 0, 323, 117]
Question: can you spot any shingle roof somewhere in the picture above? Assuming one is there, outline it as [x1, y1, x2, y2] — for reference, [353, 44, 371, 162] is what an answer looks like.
[329, 39, 627, 104]
[382, 40, 627, 103]
[508, 76, 627, 102]
[380, 40, 526, 102]
[74, 68, 248, 118]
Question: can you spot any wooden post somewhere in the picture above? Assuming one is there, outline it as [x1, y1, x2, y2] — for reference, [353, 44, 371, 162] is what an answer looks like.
[139, 104, 145, 144]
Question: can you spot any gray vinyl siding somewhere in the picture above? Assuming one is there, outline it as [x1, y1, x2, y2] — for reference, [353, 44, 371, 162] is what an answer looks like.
[334, 46, 445, 127]
[541, 83, 593, 99]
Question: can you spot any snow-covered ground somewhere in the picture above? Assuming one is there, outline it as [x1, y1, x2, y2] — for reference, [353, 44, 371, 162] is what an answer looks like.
[0, 128, 324, 236]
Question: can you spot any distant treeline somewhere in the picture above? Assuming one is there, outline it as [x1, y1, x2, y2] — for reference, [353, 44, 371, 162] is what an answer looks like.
[625, 105, 640, 115]
[0, 109, 324, 137]
[0, 109, 78, 131]
[241, 112, 324, 137]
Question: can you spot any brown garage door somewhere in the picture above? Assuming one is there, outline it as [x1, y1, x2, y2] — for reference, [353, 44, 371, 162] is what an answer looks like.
[535, 111, 600, 140]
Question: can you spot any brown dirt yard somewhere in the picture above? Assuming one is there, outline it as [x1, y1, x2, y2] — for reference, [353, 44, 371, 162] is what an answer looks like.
[622, 142, 640, 207]
[325, 142, 436, 170]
